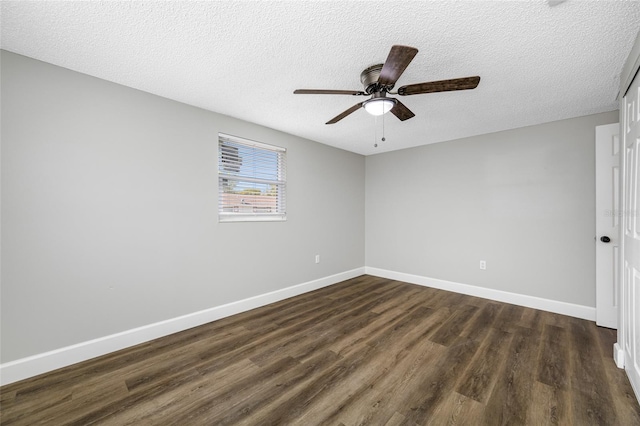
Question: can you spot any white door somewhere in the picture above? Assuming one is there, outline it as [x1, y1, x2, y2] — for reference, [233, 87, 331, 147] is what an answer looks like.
[621, 70, 640, 400]
[596, 123, 620, 328]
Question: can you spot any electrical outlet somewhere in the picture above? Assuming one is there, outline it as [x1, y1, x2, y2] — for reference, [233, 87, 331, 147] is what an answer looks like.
[315, 254, 320, 264]
[479, 260, 486, 270]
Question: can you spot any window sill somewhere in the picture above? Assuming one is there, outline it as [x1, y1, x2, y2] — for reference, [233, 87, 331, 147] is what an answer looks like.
[219, 214, 287, 223]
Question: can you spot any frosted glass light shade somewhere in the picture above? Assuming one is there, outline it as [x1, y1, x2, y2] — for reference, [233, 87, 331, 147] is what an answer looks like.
[363, 98, 395, 116]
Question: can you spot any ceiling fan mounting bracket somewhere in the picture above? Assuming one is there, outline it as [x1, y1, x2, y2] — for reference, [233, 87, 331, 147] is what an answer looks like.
[360, 64, 393, 94]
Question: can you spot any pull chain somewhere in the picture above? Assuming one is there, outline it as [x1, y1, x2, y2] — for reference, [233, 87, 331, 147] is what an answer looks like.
[382, 110, 386, 144]
[373, 113, 387, 149]
[374, 115, 378, 148]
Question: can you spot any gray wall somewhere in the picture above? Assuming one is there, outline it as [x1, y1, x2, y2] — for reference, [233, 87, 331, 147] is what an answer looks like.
[0, 48, 618, 364]
[1, 51, 365, 363]
[366, 111, 618, 307]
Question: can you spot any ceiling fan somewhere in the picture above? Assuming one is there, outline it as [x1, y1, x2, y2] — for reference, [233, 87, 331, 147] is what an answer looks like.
[294, 45, 480, 125]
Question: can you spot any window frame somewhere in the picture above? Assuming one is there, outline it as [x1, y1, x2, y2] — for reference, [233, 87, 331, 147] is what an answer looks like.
[217, 133, 287, 223]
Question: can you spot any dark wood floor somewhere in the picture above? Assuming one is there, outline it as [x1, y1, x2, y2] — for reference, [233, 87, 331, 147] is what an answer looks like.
[1, 275, 639, 425]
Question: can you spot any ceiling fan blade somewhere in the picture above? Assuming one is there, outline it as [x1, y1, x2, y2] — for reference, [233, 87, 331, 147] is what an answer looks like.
[398, 76, 481, 96]
[294, 89, 365, 95]
[326, 102, 364, 124]
[390, 100, 415, 121]
[378, 45, 419, 88]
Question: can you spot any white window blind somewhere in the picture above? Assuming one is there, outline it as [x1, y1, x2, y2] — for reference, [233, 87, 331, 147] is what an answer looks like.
[218, 133, 286, 222]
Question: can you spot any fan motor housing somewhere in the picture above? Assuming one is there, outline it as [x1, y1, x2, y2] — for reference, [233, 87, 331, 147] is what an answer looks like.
[360, 64, 386, 94]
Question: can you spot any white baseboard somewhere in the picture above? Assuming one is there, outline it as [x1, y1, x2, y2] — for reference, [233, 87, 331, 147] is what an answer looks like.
[0, 267, 365, 386]
[614, 342, 625, 369]
[365, 267, 596, 321]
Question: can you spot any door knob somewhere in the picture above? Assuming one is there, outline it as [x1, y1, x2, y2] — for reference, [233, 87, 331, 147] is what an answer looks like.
[600, 236, 611, 243]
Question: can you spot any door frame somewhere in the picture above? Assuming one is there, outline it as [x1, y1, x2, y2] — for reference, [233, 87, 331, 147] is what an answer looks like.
[595, 123, 620, 329]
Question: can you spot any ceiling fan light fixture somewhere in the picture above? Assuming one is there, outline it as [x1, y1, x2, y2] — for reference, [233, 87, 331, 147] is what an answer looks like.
[363, 98, 396, 116]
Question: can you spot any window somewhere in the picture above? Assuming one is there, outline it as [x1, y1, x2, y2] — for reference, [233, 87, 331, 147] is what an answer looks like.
[218, 133, 286, 222]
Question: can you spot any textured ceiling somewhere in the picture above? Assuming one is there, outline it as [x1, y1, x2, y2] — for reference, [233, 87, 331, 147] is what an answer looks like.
[2, 1, 639, 155]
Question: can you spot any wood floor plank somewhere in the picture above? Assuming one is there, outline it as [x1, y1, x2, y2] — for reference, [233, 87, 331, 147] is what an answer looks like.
[1, 275, 638, 425]
[250, 311, 380, 366]
[298, 340, 443, 423]
[328, 339, 445, 426]
[431, 391, 486, 425]
[542, 310, 571, 329]
[529, 381, 572, 425]
[456, 327, 513, 403]
[493, 304, 525, 333]
[93, 368, 207, 425]
[568, 318, 619, 425]
[324, 276, 393, 300]
[481, 326, 542, 425]
[240, 343, 381, 424]
[163, 356, 301, 424]
[536, 324, 570, 391]
[245, 284, 408, 367]
[245, 306, 442, 425]
[301, 307, 446, 425]
[327, 292, 443, 359]
[384, 411, 409, 426]
[241, 294, 335, 331]
[519, 306, 545, 331]
[460, 301, 502, 340]
[1, 389, 73, 425]
[595, 326, 640, 425]
[430, 304, 479, 346]
[400, 335, 480, 424]
[101, 358, 260, 425]
[207, 351, 341, 425]
[326, 306, 417, 359]
[370, 285, 425, 314]
[10, 379, 129, 426]
[195, 285, 398, 374]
